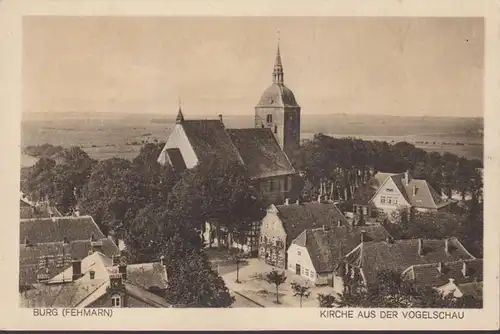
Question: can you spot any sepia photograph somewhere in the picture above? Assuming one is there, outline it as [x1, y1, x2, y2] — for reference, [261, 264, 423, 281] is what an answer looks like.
[1, 0, 499, 330]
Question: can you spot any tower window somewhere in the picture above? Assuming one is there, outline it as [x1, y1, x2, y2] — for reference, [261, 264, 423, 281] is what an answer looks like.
[274, 125, 278, 134]
[111, 293, 122, 307]
[266, 114, 272, 123]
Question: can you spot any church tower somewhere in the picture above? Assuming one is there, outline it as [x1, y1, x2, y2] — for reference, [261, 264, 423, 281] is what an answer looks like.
[255, 36, 301, 156]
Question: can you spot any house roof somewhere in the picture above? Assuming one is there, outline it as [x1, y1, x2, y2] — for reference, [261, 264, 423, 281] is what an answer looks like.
[402, 258, 483, 289]
[274, 202, 348, 243]
[20, 251, 171, 308]
[19, 239, 120, 287]
[456, 282, 483, 300]
[356, 172, 450, 209]
[345, 237, 476, 286]
[292, 224, 391, 273]
[181, 120, 243, 165]
[227, 128, 295, 179]
[20, 216, 105, 244]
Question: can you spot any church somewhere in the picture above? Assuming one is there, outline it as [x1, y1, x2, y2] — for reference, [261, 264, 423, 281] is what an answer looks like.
[157, 40, 302, 207]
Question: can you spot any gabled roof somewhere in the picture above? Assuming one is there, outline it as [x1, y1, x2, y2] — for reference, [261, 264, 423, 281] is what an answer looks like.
[227, 128, 295, 179]
[273, 202, 348, 243]
[345, 237, 476, 286]
[181, 120, 243, 165]
[402, 258, 483, 288]
[20, 216, 105, 244]
[292, 224, 391, 273]
[19, 239, 120, 287]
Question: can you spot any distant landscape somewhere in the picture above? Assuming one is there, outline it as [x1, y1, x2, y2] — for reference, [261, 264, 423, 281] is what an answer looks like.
[21, 112, 483, 166]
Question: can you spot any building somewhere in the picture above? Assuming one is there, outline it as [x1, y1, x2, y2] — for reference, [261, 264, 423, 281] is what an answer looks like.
[157, 39, 300, 206]
[287, 224, 391, 289]
[402, 258, 483, 290]
[19, 215, 120, 291]
[20, 192, 62, 219]
[20, 252, 171, 308]
[258, 199, 348, 269]
[351, 171, 450, 218]
[436, 280, 483, 302]
[343, 237, 476, 287]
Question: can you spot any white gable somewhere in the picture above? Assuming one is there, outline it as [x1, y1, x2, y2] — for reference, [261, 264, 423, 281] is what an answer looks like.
[370, 176, 410, 210]
[157, 124, 199, 168]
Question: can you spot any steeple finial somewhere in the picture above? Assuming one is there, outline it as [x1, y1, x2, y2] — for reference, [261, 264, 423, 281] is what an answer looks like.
[273, 29, 284, 84]
[176, 97, 184, 123]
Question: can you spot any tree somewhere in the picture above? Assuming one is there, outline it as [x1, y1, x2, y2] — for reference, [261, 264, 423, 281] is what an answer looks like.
[265, 269, 287, 304]
[317, 293, 338, 308]
[290, 282, 311, 308]
[165, 248, 235, 308]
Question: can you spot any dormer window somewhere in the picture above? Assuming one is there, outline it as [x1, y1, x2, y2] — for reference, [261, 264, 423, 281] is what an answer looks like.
[266, 114, 273, 123]
[111, 293, 121, 308]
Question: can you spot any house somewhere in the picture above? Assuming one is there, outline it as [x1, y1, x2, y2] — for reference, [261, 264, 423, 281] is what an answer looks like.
[351, 171, 450, 218]
[19, 238, 120, 290]
[436, 279, 483, 302]
[287, 224, 391, 289]
[402, 258, 483, 290]
[258, 199, 348, 269]
[343, 237, 476, 287]
[20, 251, 171, 308]
[19, 215, 121, 290]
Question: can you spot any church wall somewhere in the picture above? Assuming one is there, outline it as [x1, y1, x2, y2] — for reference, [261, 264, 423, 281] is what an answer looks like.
[283, 108, 301, 154]
[255, 107, 286, 149]
[257, 174, 293, 206]
[164, 124, 199, 169]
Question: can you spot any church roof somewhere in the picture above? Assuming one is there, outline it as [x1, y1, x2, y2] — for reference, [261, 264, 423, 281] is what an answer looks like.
[256, 83, 299, 108]
[226, 128, 295, 179]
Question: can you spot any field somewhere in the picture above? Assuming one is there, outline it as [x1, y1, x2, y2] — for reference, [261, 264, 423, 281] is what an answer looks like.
[21, 112, 483, 166]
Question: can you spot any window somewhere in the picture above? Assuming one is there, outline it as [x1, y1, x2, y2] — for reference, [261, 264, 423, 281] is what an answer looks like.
[297, 250, 301, 256]
[310, 270, 315, 278]
[111, 294, 121, 308]
[305, 268, 309, 276]
[380, 196, 386, 204]
[274, 125, 278, 134]
[387, 197, 392, 204]
[394, 198, 398, 205]
[266, 114, 273, 123]
[362, 207, 368, 215]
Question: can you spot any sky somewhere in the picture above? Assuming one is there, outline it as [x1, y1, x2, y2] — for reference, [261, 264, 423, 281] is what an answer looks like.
[22, 16, 484, 117]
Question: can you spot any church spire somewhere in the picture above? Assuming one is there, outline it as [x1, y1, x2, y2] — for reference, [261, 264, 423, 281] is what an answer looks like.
[273, 30, 284, 85]
[176, 97, 184, 123]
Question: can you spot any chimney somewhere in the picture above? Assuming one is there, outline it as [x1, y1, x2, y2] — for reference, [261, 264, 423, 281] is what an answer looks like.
[337, 220, 342, 227]
[109, 273, 123, 288]
[72, 259, 83, 281]
[386, 236, 393, 244]
[160, 255, 165, 266]
[91, 240, 103, 254]
[284, 198, 289, 205]
[444, 238, 450, 255]
[417, 238, 423, 256]
[218, 114, 223, 123]
[360, 230, 366, 243]
[437, 261, 443, 274]
[404, 171, 409, 186]
[412, 185, 417, 197]
[462, 260, 468, 277]
[296, 198, 300, 205]
[449, 278, 455, 285]
[118, 263, 127, 281]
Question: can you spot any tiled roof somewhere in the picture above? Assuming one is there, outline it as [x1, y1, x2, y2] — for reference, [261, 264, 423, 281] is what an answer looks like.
[457, 282, 483, 300]
[165, 148, 187, 172]
[345, 237, 476, 286]
[227, 128, 295, 179]
[181, 120, 243, 165]
[19, 239, 120, 287]
[20, 216, 105, 244]
[20, 251, 171, 308]
[402, 259, 483, 288]
[20, 280, 107, 308]
[275, 202, 348, 243]
[293, 224, 392, 273]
